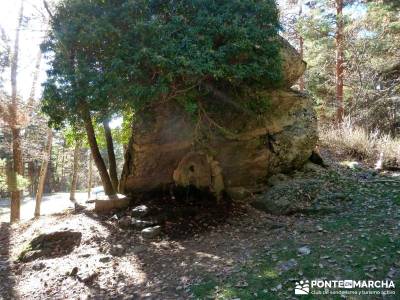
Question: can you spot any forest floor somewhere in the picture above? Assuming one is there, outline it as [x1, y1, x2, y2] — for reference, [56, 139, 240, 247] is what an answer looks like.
[0, 149, 399, 300]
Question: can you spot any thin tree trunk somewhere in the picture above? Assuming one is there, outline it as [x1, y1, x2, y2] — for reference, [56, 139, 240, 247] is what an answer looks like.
[87, 152, 92, 199]
[335, 0, 345, 123]
[27, 50, 42, 115]
[299, 37, 305, 92]
[69, 140, 81, 203]
[80, 104, 115, 196]
[28, 161, 35, 197]
[34, 128, 52, 217]
[9, 0, 24, 223]
[103, 119, 119, 192]
[53, 144, 59, 191]
[298, 0, 305, 92]
[60, 139, 65, 187]
[10, 129, 22, 223]
[27, 47, 43, 198]
[6, 159, 18, 221]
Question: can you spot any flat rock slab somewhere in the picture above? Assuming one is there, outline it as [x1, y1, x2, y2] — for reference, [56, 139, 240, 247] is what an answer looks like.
[19, 231, 82, 262]
[95, 194, 130, 213]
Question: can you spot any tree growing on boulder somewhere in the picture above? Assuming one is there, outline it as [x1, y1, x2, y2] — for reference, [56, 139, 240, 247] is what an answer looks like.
[42, 0, 283, 114]
[42, 0, 316, 199]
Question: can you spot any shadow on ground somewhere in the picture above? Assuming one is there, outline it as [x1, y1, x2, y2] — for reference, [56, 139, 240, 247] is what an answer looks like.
[0, 222, 16, 299]
[76, 194, 279, 299]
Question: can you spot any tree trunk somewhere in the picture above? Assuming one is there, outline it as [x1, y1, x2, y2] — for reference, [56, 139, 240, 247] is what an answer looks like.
[103, 119, 119, 192]
[69, 140, 81, 203]
[335, 0, 345, 123]
[28, 161, 35, 197]
[87, 152, 93, 199]
[298, 0, 305, 92]
[80, 104, 115, 196]
[34, 128, 52, 217]
[9, 0, 24, 223]
[298, 37, 305, 92]
[10, 130, 24, 223]
[60, 139, 65, 189]
[27, 50, 42, 115]
[53, 145, 59, 191]
[6, 159, 19, 222]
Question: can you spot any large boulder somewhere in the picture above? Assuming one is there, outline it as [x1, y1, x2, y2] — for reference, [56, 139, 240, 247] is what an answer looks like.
[120, 39, 317, 200]
[251, 179, 324, 215]
[278, 37, 306, 87]
[251, 178, 349, 215]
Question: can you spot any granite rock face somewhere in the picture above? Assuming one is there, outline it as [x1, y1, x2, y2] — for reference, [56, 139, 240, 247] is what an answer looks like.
[120, 38, 318, 200]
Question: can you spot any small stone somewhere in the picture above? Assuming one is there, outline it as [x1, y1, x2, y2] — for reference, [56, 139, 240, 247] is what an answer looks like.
[235, 280, 248, 288]
[276, 259, 298, 272]
[118, 216, 132, 228]
[386, 267, 399, 279]
[132, 219, 155, 229]
[110, 244, 125, 256]
[298, 246, 311, 256]
[79, 253, 92, 258]
[32, 262, 46, 271]
[69, 266, 78, 276]
[271, 283, 282, 291]
[99, 256, 112, 263]
[340, 161, 360, 169]
[80, 271, 98, 284]
[132, 205, 149, 218]
[141, 226, 162, 239]
[267, 173, 289, 186]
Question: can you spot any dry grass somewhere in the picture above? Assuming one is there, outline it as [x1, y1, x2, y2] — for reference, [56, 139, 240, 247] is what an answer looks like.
[319, 119, 400, 168]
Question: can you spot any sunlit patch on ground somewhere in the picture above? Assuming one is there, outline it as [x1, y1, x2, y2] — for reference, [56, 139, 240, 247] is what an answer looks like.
[8, 213, 148, 299]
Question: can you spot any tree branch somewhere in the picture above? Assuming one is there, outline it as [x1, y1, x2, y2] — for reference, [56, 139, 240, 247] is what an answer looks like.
[43, 0, 53, 20]
[199, 82, 254, 116]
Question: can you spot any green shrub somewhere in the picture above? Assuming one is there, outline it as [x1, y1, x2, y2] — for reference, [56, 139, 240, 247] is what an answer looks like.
[320, 119, 400, 166]
[42, 0, 283, 127]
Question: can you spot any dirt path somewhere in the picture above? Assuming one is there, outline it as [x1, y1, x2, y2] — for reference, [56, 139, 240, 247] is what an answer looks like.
[0, 192, 88, 222]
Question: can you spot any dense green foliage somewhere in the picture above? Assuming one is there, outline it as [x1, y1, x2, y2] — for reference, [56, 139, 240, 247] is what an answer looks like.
[42, 0, 282, 127]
